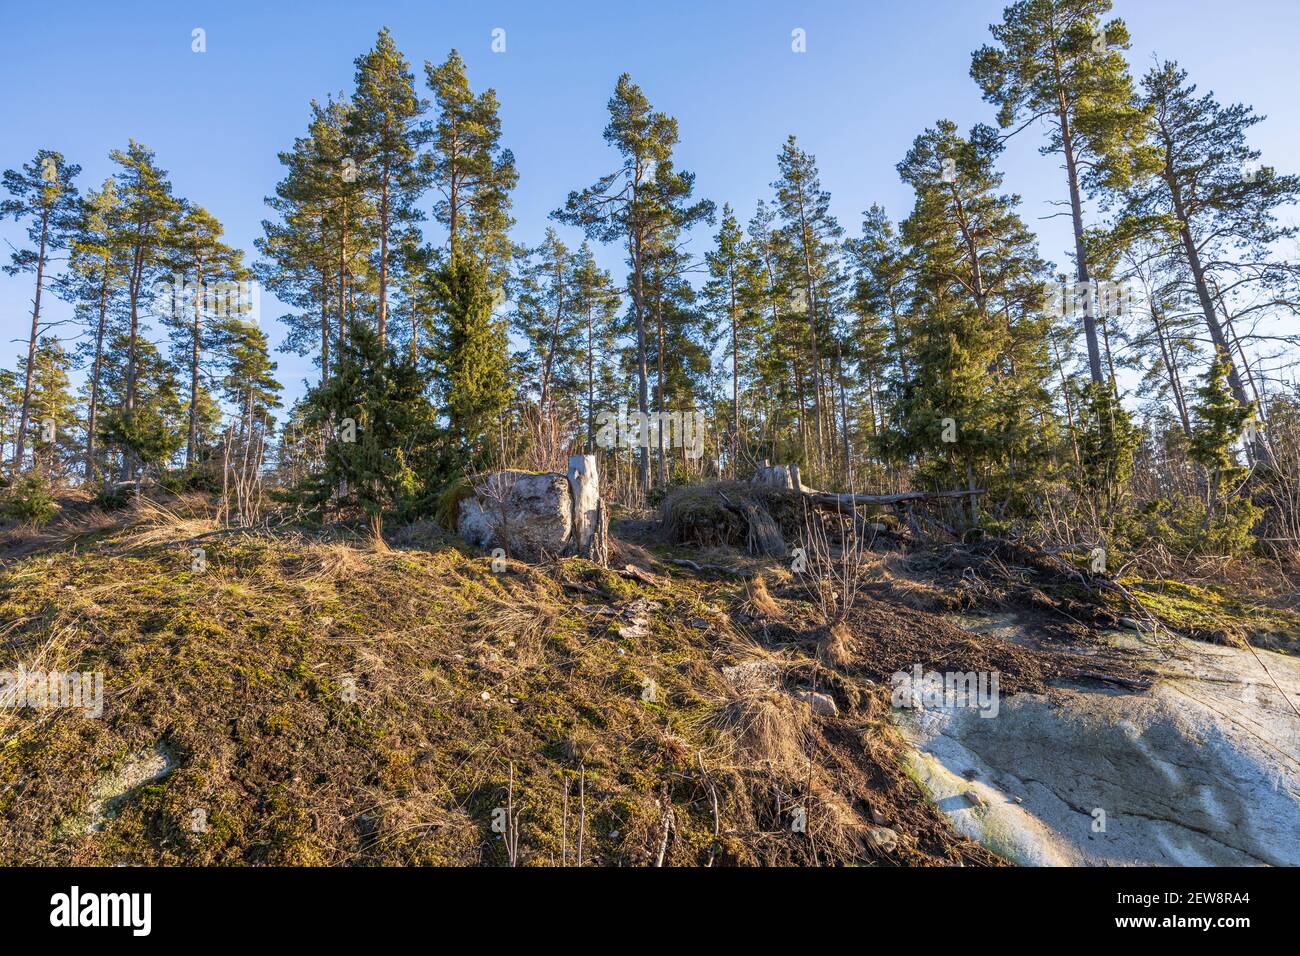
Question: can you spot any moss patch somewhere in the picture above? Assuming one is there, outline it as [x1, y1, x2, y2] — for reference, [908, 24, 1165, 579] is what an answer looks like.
[1121, 578, 1300, 653]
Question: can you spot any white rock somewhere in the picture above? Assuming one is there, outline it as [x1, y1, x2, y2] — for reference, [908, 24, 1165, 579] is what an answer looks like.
[792, 689, 839, 717]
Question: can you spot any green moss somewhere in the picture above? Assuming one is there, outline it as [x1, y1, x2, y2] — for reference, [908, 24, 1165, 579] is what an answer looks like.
[1122, 577, 1300, 652]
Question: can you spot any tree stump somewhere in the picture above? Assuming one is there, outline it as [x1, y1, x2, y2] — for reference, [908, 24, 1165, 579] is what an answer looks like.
[567, 454, 608, 566]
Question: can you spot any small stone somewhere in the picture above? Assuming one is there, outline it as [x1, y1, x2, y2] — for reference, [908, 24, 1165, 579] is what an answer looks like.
[722, 661, 781, 693]
[480, 691, 491, 701]
[865, 827, 899, 853]
[793, 689, 839, 717]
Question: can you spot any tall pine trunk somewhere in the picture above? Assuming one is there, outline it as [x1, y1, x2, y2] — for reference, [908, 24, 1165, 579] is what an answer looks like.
[186, 261, 205, 467]
[13, 207, 49, 474]
[85, 264, 110, 483]
[1054, 78, 1104, 385]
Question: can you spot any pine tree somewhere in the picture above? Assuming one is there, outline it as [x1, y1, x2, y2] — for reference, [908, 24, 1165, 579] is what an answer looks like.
[643, 217, 711, 483]
[1125, 62, 1300, 440]
[260, 98, 372, 388]
[511, 228, 582, 428]
[972, 0, 1151, 385]
[211, 317, 281, 491]
[845, 204, 913, 474]
[704, 204, 758, 476]
[162, 202, 250, 467]
[425, 49, 518, 277]
[1, 149, 81, 473]
[772, 136, 844, 474]
[392, 227, 437, 363]
[348, 28, 428, 346]
[744, 200, 806, 466]
[108, 141, 181, 480]
[554, 74, 712, 494]
[571, 243, 621, 453]
[57, 177, 127, 481]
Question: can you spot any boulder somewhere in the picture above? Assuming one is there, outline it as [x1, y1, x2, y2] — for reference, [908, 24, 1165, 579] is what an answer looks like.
[457, 456, 608, 564]
[458, 471, 572, 560]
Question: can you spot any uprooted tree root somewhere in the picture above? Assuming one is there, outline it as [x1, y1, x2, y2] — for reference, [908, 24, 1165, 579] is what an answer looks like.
[661, 481, 805, 557]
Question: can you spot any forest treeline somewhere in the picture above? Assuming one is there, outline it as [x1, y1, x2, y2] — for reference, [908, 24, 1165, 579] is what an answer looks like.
[2, 1, 1299, 567]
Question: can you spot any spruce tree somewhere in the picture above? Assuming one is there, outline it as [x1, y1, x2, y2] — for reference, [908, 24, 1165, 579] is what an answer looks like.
[884, 121, 1055, 522]
[0, 370, 21, 470]
[1189, 353, 1258, 548]
[1074, 380, 1140, 528]
[428, 256, 510, 470]
[22, 338, 78, 478]
[98, 334, 186, 479]
[301, 317, 429, 541]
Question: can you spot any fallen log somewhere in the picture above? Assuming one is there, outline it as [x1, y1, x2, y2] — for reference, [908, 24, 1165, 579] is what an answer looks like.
[808, 488, 987, 508]
[750, 463, 984, 510]
[667, 558, 749, 578]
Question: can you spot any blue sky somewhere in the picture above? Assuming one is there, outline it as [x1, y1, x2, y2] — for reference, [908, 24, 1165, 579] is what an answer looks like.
[2, 0, 1298, 407]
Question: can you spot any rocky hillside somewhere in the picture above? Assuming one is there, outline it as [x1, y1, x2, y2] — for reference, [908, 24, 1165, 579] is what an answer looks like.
[1, 492, 1295, 866]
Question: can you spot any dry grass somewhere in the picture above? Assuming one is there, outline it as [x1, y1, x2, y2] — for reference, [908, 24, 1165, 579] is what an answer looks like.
[817, 622, 855, 668]
[743, 574, 784, 620]
[707, 688, 810, 774]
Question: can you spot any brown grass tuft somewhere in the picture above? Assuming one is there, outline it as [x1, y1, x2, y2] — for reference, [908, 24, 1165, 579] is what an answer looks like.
[744, 574, 784, 620]
[817, 621, 854, 668]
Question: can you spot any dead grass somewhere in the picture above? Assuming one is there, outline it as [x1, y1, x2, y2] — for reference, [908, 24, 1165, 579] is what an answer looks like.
[743, 574, 784, 620]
